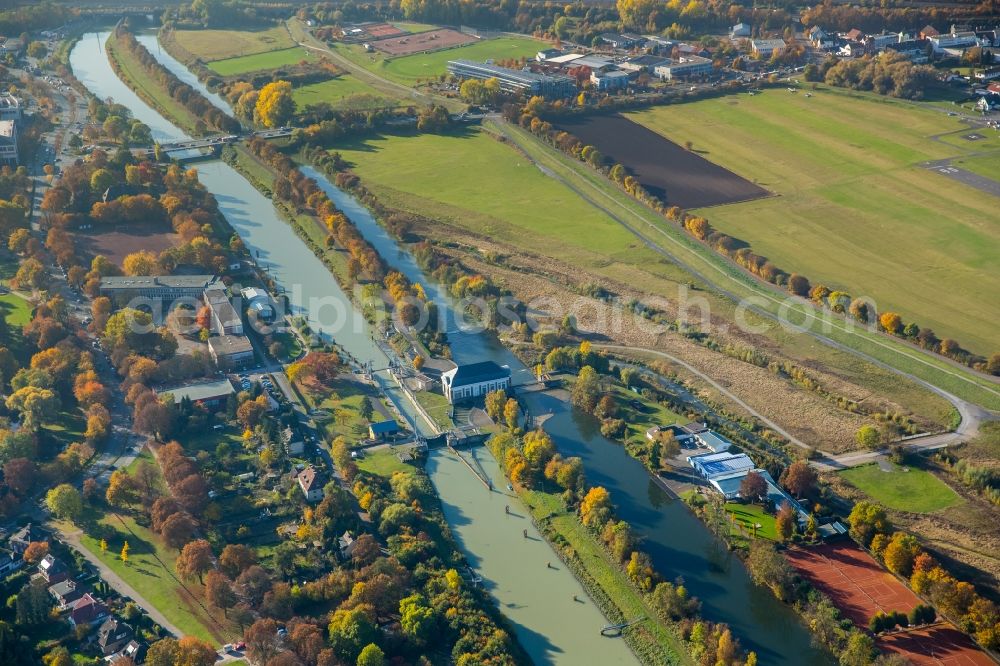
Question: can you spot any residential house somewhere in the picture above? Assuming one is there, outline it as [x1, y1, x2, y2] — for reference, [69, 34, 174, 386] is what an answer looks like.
[844, 28, 864, 43]
[8, 524, 35, 556]
[338, 531, 358, 559]
[48, 580, 82, 608]
[281, 426, 304, 456]
[441, 361, 511, 403]
[0, 548, 22, 577]
[109, 640, 146, 665]
[96, 618, 135, 656]
[368, 419, 400, 442]
[38, 555, 69, 585]
[920, 24, 940, 39]
[751, 39, 786, 58]
[68, 593, 109, 628]
[730, 23, 751, 39]
[295, 466, 325, 502]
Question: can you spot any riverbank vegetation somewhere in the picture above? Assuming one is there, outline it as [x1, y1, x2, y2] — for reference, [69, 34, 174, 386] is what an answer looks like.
[486, 427, 752, 666]
[108, 24, 240, 135]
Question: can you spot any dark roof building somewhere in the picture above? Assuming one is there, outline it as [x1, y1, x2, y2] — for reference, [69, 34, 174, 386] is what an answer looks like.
[368, 419, 400, 441]
[97, 618, 135, 656]
[99, 275, 220, 302]
[38, 554, 69, 584]
[441, 361, 511, 403]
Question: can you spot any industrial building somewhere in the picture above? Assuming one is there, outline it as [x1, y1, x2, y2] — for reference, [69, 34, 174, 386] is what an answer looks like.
[447, 60, 576, 99]
[98, 275, 220, 303]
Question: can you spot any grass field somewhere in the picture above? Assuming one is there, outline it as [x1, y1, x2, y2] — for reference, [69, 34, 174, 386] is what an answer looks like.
[393, 21, 440, 33]
[950, 153, 1000, 181]
[840, 462, 963, 513]
[174, 26, 295, 61]
[725, 502, 777, 541]
[333, 36, 543, 86]
[292, 75, 393, 109]
[331, 128, 649, 264]
[626, 87, 1000, 355]
[0, 291, 31, 326]
[74, 454, 233, 643]
[207, 46, 317, 76]
[357, 448, 412, 477]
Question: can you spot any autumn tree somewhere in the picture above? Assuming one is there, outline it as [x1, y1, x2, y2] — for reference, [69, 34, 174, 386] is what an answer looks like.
[219, 543, 256, 578]
[175, 636, 216, 666]
[882, 531, 921, 577]
[780, 460, 817, 498]
[775, 502, 796, 542]
[571, 365, 601, 413]
[580, 486, 612, 529]
[106, 469, 140, 508]
[122, 250, 158, 276]
[160, 511, 197, 551]
[739, 471, 768, 503]
[204, 570, 236, 616]
[854, 424, 881, 448]
[847, 501, 889, 547]
[254, 81, 295, 128]
[879, 311, 903, 335]
[22, 541, 49, 565]
[176, 539, 213, 584]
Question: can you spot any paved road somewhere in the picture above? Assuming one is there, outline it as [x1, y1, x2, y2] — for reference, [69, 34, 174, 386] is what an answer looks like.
[493, 121, 998, 442]
[924, 161, 1000, 199]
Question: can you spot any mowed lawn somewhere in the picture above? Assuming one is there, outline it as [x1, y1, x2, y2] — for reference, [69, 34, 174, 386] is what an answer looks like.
[331, 128, 664, 271]
[292, 75, 391, 109]
[208, 46, 316, 75]
[174, 25, 295, 61]
[335, 36, 543, 86]
[627, 87, 1000, 355]
[840, 462, 962, 513]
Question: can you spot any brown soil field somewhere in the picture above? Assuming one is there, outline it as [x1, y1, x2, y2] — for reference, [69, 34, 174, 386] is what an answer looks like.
[787, 542, 992, 666]
[553, 114, 770, 208]
[372, 28, 475, 56]
[74, 226, 180, 266]
[825, 469, 1000, 598]
[365, 23, 407, 39]
[413, 220, 927, 454]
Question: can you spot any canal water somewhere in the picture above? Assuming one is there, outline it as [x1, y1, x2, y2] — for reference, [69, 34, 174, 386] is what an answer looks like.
[134, 33, 234, 117]
[70, 32, 637, 666]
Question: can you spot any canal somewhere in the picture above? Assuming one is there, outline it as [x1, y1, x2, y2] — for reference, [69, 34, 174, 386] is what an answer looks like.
[70, 32, 636, 666]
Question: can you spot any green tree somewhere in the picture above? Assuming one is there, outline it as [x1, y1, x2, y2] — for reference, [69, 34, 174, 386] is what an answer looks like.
[6, 386, 58, 431]
[854, 424, 881, 448]
[571, 365, 600, 412]
[847, 501, 889, 547]
[356, 644, 384, 666]
[45, 484, 83, 522]
[328, 606, 377, 663]
[90, 168, 115, 193]
[399, 593, 436, 645]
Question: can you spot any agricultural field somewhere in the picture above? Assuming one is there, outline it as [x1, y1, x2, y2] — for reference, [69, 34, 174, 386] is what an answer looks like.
[333, 36, 543, 86]
[173, 25, 296, 61]
[839, 462, 962, 513]
[626, 86, 1000, 355]
[292, 75, 394, 110]
[555, 114, 769, 208]
[207, 46, 316, 76]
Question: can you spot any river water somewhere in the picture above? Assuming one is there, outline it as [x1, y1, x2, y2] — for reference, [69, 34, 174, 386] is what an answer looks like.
[70, 32, 638, 666]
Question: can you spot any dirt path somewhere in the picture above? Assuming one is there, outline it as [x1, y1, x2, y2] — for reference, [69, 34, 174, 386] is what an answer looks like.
[491, 120, 997, 441]
[55, 523, 183, 637]
[597, 343, 811, 451]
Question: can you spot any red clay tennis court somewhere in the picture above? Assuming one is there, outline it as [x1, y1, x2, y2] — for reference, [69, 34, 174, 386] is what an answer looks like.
[786, 541, 919, 624]
[365, 23, 406, 39]
[787, 542, 992, 666]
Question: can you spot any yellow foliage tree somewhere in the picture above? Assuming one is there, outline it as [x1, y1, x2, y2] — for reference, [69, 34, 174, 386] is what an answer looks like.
[122, 250, 158, 276]
[254, 81, 295, 129]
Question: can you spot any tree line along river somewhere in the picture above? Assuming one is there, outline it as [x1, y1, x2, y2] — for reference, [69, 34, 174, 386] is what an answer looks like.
[69, 30, 829, 665]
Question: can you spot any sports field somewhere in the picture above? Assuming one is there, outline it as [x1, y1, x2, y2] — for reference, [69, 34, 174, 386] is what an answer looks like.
[335, 36, 543, 86]
[173, 25, 295, 61]
[330, 128, 651, 266]
[839, 462, 962, 513]
[291, 75, 390, 109]
[627, 87, 1000, 355]
[787, 542, 991, 666]
[207, 46, 316, 75]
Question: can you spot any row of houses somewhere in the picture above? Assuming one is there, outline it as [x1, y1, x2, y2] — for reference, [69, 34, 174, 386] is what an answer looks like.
[0, 93, 21, 165]
[8, 526, 147, 663]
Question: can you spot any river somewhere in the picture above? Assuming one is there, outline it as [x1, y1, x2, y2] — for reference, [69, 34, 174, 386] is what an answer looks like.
[70, 31, 636, 666]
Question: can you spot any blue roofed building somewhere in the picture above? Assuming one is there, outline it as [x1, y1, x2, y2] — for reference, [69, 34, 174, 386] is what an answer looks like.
[689, 452, 755, 478]
[369, 419, 401, 441]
